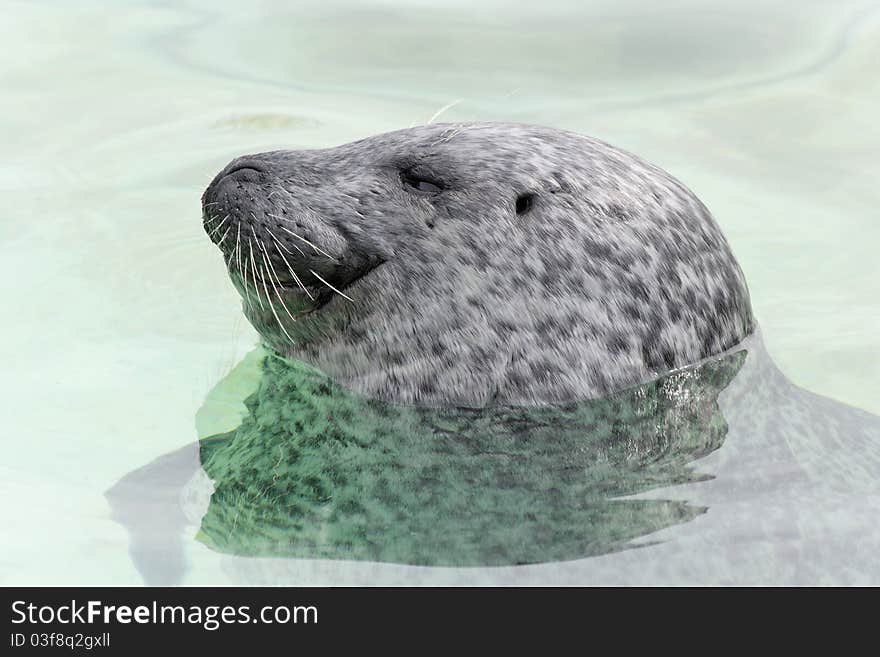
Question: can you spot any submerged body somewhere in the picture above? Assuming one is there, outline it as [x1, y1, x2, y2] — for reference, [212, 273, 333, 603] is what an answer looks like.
[194, 345, 745, 565]
[108, 331, 880, 580]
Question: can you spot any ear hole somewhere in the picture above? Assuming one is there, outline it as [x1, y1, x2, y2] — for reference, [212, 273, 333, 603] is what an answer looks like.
[515, 193, 535, 215]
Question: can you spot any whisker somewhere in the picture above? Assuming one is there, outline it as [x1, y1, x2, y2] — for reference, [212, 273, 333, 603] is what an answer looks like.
[248, 239, 265, 310]
[207, 214, 230, 237]
[258, 262, 296, 344]
[309, 269, 354, 302]
[234, 222, 242, 261]
[235, 224, 252, 309]
[266, 230, 313, 300]
[276, 226, 336, 259]
[427, 98, 463, 124]
[263, 236, 315, 301]
[218, 224, 231, 246]
[265, 213, 335, 259]
[259, 248, 300, 327]
[266, 225, 305, 257]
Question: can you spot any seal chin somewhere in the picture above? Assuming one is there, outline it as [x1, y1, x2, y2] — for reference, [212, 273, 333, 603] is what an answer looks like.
[225, 253, 385, 354]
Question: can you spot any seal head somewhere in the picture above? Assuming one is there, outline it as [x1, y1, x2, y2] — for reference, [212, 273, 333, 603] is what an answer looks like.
[201, 122, 753, 406]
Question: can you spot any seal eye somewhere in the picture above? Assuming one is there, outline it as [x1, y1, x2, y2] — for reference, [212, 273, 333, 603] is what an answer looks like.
[516, 193, 535, 215]
[402, 172, 443, 194]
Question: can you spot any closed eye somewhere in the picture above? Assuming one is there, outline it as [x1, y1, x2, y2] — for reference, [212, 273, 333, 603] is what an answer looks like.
[402, 171, 444, 194]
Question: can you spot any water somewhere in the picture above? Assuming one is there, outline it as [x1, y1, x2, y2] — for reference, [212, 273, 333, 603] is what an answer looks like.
[2, 0, 879, 585]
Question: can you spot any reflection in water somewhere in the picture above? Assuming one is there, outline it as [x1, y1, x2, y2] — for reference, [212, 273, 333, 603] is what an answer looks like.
[193, 349, 745, 566]
[107, 331, 880, 584]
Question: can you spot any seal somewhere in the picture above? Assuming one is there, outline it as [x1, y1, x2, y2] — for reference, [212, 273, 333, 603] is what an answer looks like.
[104, 124, 880, 582]
[201, 122, 754, 407]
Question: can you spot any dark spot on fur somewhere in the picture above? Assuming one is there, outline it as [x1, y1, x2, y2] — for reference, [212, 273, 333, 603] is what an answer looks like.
[515, 193, 535, 215]
[607, 333, 630, 354]
[606, 204, 631, 221]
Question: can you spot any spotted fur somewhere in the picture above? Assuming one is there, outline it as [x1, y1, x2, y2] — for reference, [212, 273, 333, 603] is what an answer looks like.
[202, 123, 754, 406]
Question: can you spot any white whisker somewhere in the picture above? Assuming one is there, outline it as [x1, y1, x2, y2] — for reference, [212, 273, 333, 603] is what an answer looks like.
[258, 261, 296, 344]
[265, 232, 314, 300]
[234, 223, 242, 264]
[309, 269, 354, 302]
[235, 224, 252, 308]
[248, 239, 265, 310]
[259, 248, 300, 326]
[266, 225, 305, 257]
[276, 226, 336, 259]
[427, 98, 463, 125]
[207, 214, 230, 237]
[265, 213, 335, 259]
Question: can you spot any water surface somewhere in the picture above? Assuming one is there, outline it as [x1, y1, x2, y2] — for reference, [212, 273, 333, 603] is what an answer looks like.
[2, 0, 878, 585]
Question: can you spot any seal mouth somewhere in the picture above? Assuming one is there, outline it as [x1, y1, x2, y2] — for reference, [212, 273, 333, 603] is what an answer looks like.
[221, 250, 384, 353]
[223, 247, 382, 319]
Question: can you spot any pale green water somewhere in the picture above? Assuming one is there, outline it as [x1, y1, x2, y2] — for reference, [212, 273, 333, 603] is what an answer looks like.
[1, 0, 879, 585]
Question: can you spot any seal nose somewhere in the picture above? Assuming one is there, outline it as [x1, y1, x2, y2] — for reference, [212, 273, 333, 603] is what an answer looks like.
[202, 156, 267, 213]
[220, 157, 266, 182]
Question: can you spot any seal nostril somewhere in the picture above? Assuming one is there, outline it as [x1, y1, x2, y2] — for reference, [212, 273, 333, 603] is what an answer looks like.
[223, 159, 266, 180]
[227, 165, 261, 176]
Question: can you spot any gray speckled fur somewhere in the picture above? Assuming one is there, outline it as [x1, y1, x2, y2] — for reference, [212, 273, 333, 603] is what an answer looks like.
[202, 123, 754, 406]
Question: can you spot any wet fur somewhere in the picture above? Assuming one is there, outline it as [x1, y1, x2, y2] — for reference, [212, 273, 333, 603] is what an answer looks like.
[202, 123, 754, 406]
